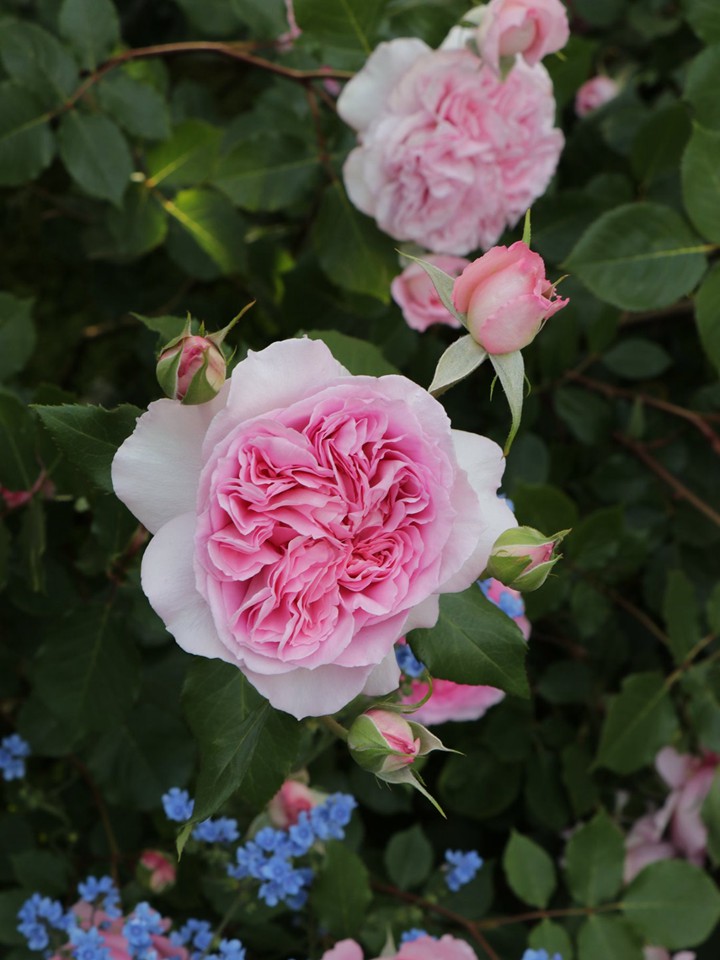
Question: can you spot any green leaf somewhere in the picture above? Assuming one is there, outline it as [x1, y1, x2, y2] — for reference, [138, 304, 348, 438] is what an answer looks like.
[694, 261, 720, 376]
[384, 825, 433, 890]
[686, 0, 720, 42]
[512, 484, 579, 533]
[439, 748, 523, 819]
[564, 811, 624, 907]
[429, 335, 487, 397]
[408, 586, 529, 697]
[398, 251, 466, 326]
[214, 136, 319, 212]
[58, 0, 120, 70]
[0, 21, 78, 108]
[0, 391, 39, 490]
[97, 73, 170, 141]
[89, 703, 195, 810]
[577, 916, 643, 960]
[133, 313, 188, 342]
[0, 292, 35, 381]
[11, 850, 69, 896]
[685, 45, 720, 130]
[304, 330, 398, 376]
[663, 570, 700, 664]
[0, 83, 55, 187]
[294, 0, 386, 60]
[601, 338, 672, 379]
[596, 673, 679, 774]
[312, 183, 397, 302]
[182, 659, 302, 820]
[682, 123, 720, 242]
[106, 184, 167, 257]
[565, 506, 623, 570]
[489, 350, 525, 454]
[146, 120, 221, 189]
[631, 102, 692, 185]
[58, 111, 132, 206]
[163, 188, 247, 279]
[175, 0, 244, 35]
[528, 920, 574, 960]
[310, 842, 371, 937]
[503, 832, 557, 908]
[554, 387, 612, 445]
[564, 203, 708, 311]
[33, 402, 140, 494]
[32, 603, 141, 735]
[622, 859, 720, 948]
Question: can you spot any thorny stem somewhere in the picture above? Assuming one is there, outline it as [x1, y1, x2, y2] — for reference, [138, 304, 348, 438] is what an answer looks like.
[614, 431, 720, 529]
[568, 372, 720, 454]
[49, 41, 353, 120]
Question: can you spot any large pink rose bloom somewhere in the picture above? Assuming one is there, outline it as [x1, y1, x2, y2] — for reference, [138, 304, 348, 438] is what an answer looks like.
[476, 0, 570, 74]
[338, 41, 564, 256]
[112, 339, 515, 719]
[392, 255, 469, 332]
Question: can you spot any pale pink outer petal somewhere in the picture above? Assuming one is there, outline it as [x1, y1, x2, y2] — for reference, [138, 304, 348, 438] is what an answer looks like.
[141, 512, 234, 662]
[320, 941, 364, 960]
[623, 840, 676, 885]
[656, 746, 694, 789]
[452, 245, 521, 314]
[361, 651, 402, 697]
[337, 38, 430, 133]
[396, 934, 479, 960]
[201, 338, 350, 459]
[441, 431, 517, 592]
[342, 148, 376, 218]
[241, 660, 378, 721]
[671, 767, 714, 861]
[402, 595, 440, 634]
[111, 384, 229, 534]
[474, 295, 547, 353]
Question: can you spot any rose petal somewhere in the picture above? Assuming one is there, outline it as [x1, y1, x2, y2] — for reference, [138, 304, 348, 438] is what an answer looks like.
[241, 660, 378, 720]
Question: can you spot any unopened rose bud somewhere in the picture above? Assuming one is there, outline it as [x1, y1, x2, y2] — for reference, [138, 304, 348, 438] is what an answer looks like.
[267, 778, 326, 829]
[575, 75, 620, 118]
[452, 241, 568, 355]
[156, 332, 226, 405]
[138, 850, 176, 892]
[485, 525, 567, 591]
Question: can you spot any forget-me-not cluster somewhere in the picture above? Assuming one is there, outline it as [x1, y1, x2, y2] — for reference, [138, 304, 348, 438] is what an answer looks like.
[0, 733, 30, 781]
[444, 849, 484, 891]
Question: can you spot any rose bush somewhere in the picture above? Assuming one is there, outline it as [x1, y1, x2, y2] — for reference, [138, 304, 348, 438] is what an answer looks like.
[112, 338, 515, 718]
[338, 40, 564, 254]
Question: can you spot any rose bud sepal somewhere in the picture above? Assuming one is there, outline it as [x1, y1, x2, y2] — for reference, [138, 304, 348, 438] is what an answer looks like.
[485, 525, 568, 591]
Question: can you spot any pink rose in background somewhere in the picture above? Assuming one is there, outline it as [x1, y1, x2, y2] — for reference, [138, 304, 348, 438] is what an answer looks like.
[397, 578, 529, 725]
[476, 0, 570, 74]
[452, 242, 568, 354]
[113, 339, 516, 719]
[624, 747, 719, 882]
[267, 779, 324, 828]
[360, 709, 422, 772]
[52, 907, 187, 960]
[320, 935, 477, 960]
[575, 75, 619, 117]
[391, 256, 469, 332]
[338, 40, 563, 255]
[644, 950, 696, 960]
[139, 850, 176, 892]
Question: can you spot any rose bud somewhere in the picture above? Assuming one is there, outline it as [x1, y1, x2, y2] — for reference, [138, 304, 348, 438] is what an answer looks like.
[267, 778, 326, 829]
[575, 75, 620, 118]
[476, 0, 570, 75]
[348, 709, 452, 812]
[485, 525, 567, 591]
[138, 850, 176, 892]
[452, 241, 568, 354]
[156, 331, 226, 405]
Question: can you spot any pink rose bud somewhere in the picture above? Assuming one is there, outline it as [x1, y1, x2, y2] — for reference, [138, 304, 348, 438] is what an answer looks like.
[476, 0, 570, 74]
[349, 709, 422, 775]
[391, 255, 469, 332]
[267, 778, 325, 829]
[138, 850, 176, 892]
[485, 525, 567, 591]
[156, 332, 226, 405]
[452, 241, 568, 354]
[575, 75, 620, 118]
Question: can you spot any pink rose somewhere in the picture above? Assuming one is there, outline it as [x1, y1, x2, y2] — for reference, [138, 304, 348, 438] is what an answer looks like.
[139, 850, 176, 892]
[452, 242, 568, 354]
[391, 256, 469, 332]
[320, 935, 477, 960]
[112, 339, 516, 719]
[52, 908, 187, 960]
[644, 950, 696, 960]
[476, 0, 569, 74]
[361, 709, 421, 771]
[267, 779, 324, 828]
[338, 41, 563, 255]
[624, 805, 677, 884]
[655, 746, 719, 864]
[575, 75, 619, 117]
